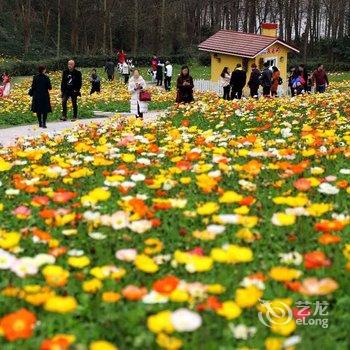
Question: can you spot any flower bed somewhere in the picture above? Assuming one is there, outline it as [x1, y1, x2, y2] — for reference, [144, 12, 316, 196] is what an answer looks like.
[0, 91, 349, 349]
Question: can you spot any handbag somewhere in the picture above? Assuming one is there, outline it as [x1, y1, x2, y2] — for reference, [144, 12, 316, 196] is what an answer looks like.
[139, 90, 151, 102]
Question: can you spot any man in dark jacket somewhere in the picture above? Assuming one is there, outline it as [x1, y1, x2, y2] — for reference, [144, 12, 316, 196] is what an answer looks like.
[312, 64, 329, 93]
[248, 63, 261, 98]
[230, 64, 246, 99]
[60, 60, 82, 121]
[260, 62, 272, 97]
[105, 58, 115, 81]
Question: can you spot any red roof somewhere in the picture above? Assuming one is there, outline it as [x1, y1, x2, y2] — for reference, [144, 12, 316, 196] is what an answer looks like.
[198, 30, 299, 58]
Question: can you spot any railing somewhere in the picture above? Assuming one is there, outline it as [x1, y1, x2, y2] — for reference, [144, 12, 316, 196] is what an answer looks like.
[194, 79, 221, 94]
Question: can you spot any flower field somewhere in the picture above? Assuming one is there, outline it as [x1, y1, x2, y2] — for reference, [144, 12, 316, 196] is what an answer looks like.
[0, 71, 174, 127]
[0, 90, 350, 350]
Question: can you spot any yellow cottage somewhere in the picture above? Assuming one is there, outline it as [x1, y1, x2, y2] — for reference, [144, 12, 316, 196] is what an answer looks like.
[198, 23, 299, 93]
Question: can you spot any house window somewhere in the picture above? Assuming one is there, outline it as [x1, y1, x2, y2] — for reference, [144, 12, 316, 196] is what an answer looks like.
[264, 57, 277, 68]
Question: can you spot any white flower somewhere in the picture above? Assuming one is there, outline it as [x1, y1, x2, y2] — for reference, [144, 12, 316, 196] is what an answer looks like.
[5, 189, 20, 196]
[325, 175, 337, 182]
[142, 291, 168, 304]
[208, 170, 221, 178]
[169, 199, 187, 209]
[279, 251, 303, 265]
[171, 309, 202, 332]
[283, 335, 302, 348]
[83, 211, 101, 223]
[137, 158, 151, 165]
[285, 207, 309, 216]
[128, 220, 152, 234]
[131, 173, 146, 182]
[0, 249, 16, 270]
[240, 277, 265, 290]
[33, 253, 55, 267]
[88, 232, 107, 240]
[206, 225, 225, 235]
[120, 181, 136, 188]
[67, 249, 84, 256]
[318, 183, 339, 195]
[281, 128, 293, 138]
[340, 168, 350, 175]
[229, 323, 256, 340]
[11, 257, 38, 278]
[110, 211, 129, 230]
[217, 214, 240, 224]
[115, 249, 137, 262]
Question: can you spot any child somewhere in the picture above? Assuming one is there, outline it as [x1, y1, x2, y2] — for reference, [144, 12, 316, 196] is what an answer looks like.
[90, 69, 101, 95]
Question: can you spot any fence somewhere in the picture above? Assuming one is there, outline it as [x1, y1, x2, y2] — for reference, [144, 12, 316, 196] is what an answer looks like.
[194, 79, 221, 94]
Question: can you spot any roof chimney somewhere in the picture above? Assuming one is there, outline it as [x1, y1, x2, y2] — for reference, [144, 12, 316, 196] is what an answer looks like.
[261, 23, 278, 37]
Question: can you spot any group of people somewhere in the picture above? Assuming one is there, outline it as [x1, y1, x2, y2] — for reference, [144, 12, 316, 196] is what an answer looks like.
[220, 62, 329, 100]
[104, 57, 134, 84]
[220, 62, 283, 100]
[150, 55, 173, 91]
[288, 63, 329, 96]
[28, 59, 193, 127]
[0, 72, 11, 97]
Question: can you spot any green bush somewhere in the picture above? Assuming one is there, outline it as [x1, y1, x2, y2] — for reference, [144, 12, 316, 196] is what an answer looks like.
[0, 54, 193, 77]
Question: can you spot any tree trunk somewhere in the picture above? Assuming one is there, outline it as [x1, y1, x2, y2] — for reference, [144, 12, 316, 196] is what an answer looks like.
[57, 0, 61, 57]
[133, 0, 138, 57]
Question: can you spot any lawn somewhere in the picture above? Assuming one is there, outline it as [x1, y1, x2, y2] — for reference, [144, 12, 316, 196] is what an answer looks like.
[0, 89, 349, 349]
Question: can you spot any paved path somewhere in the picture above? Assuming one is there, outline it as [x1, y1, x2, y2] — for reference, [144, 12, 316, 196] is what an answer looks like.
[0, 111, 160, 147]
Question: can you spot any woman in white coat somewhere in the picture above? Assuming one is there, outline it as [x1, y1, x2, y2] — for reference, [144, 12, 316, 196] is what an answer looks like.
[128, 69, 148, 119]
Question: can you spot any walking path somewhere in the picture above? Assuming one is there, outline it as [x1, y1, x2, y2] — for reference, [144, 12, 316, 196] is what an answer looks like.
[0, 111, 160, 147]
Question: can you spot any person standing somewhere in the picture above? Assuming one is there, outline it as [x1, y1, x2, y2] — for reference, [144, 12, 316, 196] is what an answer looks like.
[128, 69, 148, 119]
[230, 63, 246, 99]
[156, 60, 164, 86]
[0, 72, 11, 97]
[60, 60, 82, 122]
[117, 50, 126, 64]
[260, 62, 272, 97]
[29, 65, 52, 128]
[105, 58, 115, 81]
[164, 61, 173, 91]
[151, 55, 159, 82]
[299, 64, 311, 93]
[248, 63, 261, 98]
[122, 61, 131, 84]
[176, 65, 194, 104]
[271, 66, 281, 97]
[90, 69, 101, 94]
[220, 67, 231, 100]
[312, 64, 329, 93]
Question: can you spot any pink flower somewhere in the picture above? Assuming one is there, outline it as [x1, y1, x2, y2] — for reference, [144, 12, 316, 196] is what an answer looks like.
[12, 206, 31, 218]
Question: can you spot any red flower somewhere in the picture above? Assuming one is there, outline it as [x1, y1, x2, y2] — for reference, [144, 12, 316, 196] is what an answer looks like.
[153, 275, 180, 295]
[304, 251, 331, 269]
[293, 178, 311, 191]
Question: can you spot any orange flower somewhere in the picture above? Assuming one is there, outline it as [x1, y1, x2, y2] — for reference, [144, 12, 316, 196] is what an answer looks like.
[318, 233, 341, 245]
[304, 251, 331, 269]
[197, 296, 222, 311]
[40, 337, 71, 350]
[239, 196, 256, 206]
[242, 160, 262, 176]
[153, 276, 180, 295]
[336, 180, 348, 189]
[129, 198, 148, 217]
[299, 278, 339, 296]
[314, 220, 344, 233]
[0, 308, 36, 341]
[121, 285, 147, 301]
[53, 191, 77, 203]
[293, 178, 311, 191]
[284, 281, 302, 292]
[102, 292, 121, 303]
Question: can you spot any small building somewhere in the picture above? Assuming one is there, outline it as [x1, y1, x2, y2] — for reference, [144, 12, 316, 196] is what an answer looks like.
[198, 23, 299, 92]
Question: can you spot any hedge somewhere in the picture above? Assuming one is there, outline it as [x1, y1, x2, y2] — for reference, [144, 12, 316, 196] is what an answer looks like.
[0, 54, 192, 76]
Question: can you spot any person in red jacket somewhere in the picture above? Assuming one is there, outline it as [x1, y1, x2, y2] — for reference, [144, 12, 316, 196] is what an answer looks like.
[312, 64, 329, 93]
[117, 50, 126, 64]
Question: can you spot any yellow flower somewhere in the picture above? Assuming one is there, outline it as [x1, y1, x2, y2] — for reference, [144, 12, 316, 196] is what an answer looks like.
[269, 267, 302, 282]
[197, 202, 219, 216]
[42, 265, 69, 287]
[169, 289, 190, 303]
[264, 337, 283, 350]
[121, 154, 136, 163]
[217, 301, 242, 320]
[273, 195, 308, 207]
[156, 333, 183, 350]
[211, 245, 253, 264]
[134, 254, 159, 273]
[0, 158, 12, 172]
[44, 296, 78, 313]
[0, 203, 4, 211]
[90, 340, 119, 350]
[343, 244, 350, 260]
[234, 206, 250, 215]
[83, 278, 103, 293]
[0, 231, 21, 249]
[206, 284, 226, 294]
[68, 256, 91, 269]
[271, 213, 296, 226]
[147, 310, 174, 334]
[271, 317, 296, 336]
[219, 191, 243, 203]
[70, 167, 94, 178]
[307, 203, 333, 217]
[81, 188, 111, 206]
[102, 292, 121, 303]
[235, 286, 263, 308]
[180, 177, 192, 184]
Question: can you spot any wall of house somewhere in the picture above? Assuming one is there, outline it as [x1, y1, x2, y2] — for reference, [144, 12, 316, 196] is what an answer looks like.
[210, 42, 290, 94]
